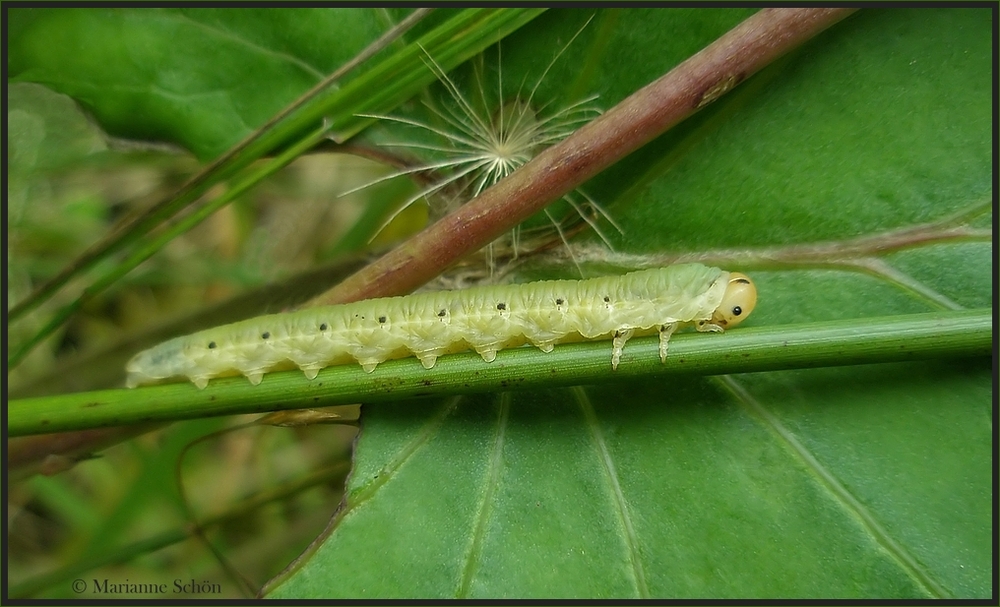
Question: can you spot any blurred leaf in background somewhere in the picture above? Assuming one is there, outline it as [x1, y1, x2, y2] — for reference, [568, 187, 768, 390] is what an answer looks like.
[6, 7, 992, 600]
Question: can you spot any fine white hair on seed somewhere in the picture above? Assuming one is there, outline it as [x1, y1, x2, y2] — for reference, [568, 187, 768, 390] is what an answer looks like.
[338, 14, 622, 274]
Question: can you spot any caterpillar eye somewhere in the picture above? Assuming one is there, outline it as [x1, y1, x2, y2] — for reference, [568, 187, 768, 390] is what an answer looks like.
[711, 273, 757, 328]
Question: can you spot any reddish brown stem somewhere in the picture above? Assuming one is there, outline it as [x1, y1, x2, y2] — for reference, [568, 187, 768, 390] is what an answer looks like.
[311, 8, 858, 306]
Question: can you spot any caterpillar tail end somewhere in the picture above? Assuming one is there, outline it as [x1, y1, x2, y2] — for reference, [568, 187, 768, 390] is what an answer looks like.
[124, 356, 167, 389]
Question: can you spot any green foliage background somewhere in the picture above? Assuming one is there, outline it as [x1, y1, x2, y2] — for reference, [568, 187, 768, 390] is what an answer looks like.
[7, 7, 992, 599]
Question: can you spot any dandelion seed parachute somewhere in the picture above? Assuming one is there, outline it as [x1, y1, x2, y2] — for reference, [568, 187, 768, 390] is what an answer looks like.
[338, 16, 621, 270]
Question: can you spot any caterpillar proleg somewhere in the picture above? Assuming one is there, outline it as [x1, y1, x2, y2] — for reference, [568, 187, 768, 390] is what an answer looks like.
[125, 264, 757, 389]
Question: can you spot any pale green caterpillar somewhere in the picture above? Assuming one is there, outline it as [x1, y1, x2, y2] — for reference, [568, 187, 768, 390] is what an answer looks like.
[125, 263, 757, 389]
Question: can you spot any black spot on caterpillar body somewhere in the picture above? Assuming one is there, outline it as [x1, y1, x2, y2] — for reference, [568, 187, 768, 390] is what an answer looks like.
[125, 264, 757, 389]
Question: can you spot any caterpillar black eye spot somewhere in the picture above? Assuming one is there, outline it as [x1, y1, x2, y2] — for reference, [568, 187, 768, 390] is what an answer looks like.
[497, 303, 506, 311]
[378, 316, 387, 324]
[438, 309, 447, 317]
[262, 332, 270, 339]
[320, 323, 328, 331]
[733, 306, 742, 316]
[208, 341, 216, 349]
[603, 296, 610, 303]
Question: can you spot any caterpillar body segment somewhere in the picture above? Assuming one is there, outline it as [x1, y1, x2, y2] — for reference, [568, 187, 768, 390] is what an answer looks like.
[125, 264, 757, 389]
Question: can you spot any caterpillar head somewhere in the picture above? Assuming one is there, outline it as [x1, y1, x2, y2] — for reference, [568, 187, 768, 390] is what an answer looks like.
[709, 272, 757, 329]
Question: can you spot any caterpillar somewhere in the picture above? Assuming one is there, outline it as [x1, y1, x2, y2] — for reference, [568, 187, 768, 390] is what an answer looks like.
[125, 264, 757, 389]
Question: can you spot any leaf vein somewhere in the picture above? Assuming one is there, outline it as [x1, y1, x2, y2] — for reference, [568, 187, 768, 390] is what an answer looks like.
[574, 386, 649, 598]
[349, 397, 460, 505]
[718, 375, 949, 598]
[457, 393, 510, 598]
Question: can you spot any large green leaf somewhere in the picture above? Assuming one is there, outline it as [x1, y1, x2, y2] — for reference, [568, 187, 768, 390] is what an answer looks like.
[8, 8, 387, 160]
[7, 8, 991, 599]
[266, 8, 992, 599]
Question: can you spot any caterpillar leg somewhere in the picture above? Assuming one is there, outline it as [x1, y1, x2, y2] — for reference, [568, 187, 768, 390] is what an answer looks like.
[476, 347, 498, 363]
[696, 320, 725, 333]
[658, 322, 678, 363]
[300, 365, 323, 380]
[611, 328, 635, 370]
[535, 341, 556, 353]
[417, 353, 438, 369]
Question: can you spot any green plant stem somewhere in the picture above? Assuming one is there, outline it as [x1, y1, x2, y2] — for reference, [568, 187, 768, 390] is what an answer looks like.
[8, 309, 990, 437]
[5, 8, 431, 324]
[7, 125, 331, 369]
[8, 462, 349, 599]
[7, 8, 545, 364]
